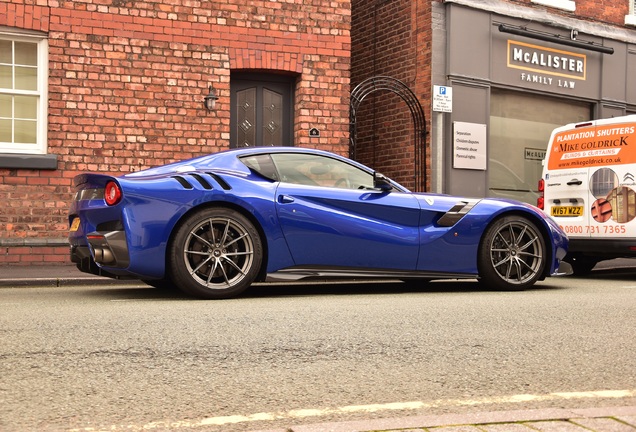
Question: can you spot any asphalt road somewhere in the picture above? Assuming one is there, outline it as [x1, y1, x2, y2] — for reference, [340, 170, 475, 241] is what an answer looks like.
[1, 269, 636, 431]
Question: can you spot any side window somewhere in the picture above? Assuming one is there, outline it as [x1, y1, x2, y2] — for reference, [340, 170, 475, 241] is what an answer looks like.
[530, 0, 575, 12]
[240, 154, 279, 181]
[270, 153, 374, 190]
[0, 34, 48, 155]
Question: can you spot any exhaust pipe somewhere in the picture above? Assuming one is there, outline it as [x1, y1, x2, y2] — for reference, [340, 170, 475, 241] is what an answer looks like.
[93, 246, 115, 264]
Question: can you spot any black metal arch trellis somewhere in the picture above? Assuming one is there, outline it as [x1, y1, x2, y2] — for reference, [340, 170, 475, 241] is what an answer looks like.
[349, 76, 427, 192]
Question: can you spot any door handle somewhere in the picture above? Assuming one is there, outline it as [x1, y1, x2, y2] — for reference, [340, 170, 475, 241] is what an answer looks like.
[278, 195, 295, 204]
[567, 179, 583, 185]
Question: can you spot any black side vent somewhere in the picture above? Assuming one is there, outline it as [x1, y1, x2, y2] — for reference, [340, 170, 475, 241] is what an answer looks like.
[172, 176, 193, 189]
[437, 200, 478, 227]
[206, 172, 232, 190]
[96, 220, 124, 231]
[189, 173, 213, 190]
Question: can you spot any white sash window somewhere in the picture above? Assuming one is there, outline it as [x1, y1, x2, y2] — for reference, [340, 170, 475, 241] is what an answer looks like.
[0, 32, 48, 155]
[627, 0, 636, 26]
[531, 0, 576, 12]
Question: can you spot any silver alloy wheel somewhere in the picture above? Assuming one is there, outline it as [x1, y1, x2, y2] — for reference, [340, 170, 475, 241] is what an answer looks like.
[183, 217, 255, 289]
[488, 220, 543, 285]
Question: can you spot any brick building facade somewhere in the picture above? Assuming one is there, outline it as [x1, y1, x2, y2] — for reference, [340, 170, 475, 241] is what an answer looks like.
[351, 0, 431, 192]
[352, 0, 636, 202]
[0, 0, 351, 266]
[3, 0, 636, 267]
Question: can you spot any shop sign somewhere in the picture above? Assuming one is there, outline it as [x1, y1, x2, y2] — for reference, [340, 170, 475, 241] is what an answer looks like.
[525, 148, 547, 161]
[506, 40, 586, 90]
[453, 121, 487, 170]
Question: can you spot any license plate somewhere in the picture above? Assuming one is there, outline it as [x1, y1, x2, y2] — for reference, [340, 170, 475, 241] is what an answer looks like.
[70, 217, 81, 232]
[551, 206, 583, 217]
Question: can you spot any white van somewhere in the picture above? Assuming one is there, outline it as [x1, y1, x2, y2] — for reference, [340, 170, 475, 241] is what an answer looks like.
[539, 114, 636, 274]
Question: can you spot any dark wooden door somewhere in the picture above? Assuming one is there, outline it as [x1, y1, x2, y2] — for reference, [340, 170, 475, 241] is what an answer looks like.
[230, 74, 294, 148]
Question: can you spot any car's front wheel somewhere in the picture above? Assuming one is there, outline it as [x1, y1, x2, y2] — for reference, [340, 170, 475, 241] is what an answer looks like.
[169, 208, 263, 299]
[478, 216, 546, 291]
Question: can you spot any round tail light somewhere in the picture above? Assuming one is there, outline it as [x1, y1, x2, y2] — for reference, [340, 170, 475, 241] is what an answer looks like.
[104, 181, 122, 206]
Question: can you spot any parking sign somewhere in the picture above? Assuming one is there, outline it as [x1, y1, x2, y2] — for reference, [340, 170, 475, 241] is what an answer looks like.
[433, 85, 452, 113]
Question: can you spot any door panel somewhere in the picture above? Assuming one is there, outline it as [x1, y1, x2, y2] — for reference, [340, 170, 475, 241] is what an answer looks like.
[262, 87, 283, 146]
[236, 88, 257, 147]
[275, 183, 421, 270]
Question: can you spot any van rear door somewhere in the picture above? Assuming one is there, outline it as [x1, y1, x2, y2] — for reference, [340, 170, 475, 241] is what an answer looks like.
[543, 116, 636, 241]
[543, 121, 594, 239]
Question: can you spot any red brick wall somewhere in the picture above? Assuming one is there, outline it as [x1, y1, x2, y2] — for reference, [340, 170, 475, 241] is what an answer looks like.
[351, 0, 431, 192]
[505, 0, 630, 24]
[0, 0, 350, 266]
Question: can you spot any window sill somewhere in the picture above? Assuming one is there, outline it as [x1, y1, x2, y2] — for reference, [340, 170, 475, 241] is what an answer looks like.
[625, 15, 636, 26]
[0, 153, 58, 170]
[531, 0, 576, 12]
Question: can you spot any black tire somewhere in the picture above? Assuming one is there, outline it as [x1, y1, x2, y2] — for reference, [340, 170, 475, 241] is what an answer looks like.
[168, 207, 263, 299]
[478, 215, 546, 291]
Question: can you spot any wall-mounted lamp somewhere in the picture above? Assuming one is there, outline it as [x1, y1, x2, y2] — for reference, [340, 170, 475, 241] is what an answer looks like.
[203, 86, 219, 111]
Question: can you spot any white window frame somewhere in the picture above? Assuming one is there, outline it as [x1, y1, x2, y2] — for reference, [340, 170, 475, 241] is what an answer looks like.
[0, 30, 48, 155]
[531, 0, 576, 12]
[626, 0, 636, 26]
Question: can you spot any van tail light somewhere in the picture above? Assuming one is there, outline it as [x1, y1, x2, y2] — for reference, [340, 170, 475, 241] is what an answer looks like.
[104, 181, 122, 206]
[537, 179, 545, 210]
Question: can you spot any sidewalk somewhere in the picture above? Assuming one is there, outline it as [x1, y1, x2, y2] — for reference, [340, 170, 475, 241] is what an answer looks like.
[0, 263, 139, 287]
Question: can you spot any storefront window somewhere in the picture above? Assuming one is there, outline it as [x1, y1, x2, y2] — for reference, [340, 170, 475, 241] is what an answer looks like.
[489, 89, 590, 203]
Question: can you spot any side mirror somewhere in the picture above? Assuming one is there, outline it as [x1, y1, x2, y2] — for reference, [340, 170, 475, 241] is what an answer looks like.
[373, 172, 393, 191]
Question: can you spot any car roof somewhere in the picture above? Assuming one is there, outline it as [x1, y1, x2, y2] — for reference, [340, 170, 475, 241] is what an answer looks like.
[124, 147, 374, 180]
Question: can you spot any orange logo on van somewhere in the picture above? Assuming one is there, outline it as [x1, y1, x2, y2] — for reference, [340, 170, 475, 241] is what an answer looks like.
[547, 122, 636, 170]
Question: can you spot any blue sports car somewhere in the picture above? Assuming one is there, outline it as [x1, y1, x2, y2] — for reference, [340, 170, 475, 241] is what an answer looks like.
[69, 147, 569, 299]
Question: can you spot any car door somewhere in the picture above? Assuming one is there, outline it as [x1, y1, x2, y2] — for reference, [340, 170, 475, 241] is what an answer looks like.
[271, 153, 421, 270]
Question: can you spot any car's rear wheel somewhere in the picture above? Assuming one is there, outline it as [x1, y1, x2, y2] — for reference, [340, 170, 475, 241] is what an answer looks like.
[169, 208, 262, 299]
[478, 216, 546, 291]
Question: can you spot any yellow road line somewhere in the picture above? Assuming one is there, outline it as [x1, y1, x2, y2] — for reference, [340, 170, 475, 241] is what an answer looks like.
[70, 389, 636, 431]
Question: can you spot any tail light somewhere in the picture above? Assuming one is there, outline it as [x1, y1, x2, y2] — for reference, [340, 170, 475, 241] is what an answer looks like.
[537, 179, 544, 210]
[104, 181, 122, 206]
